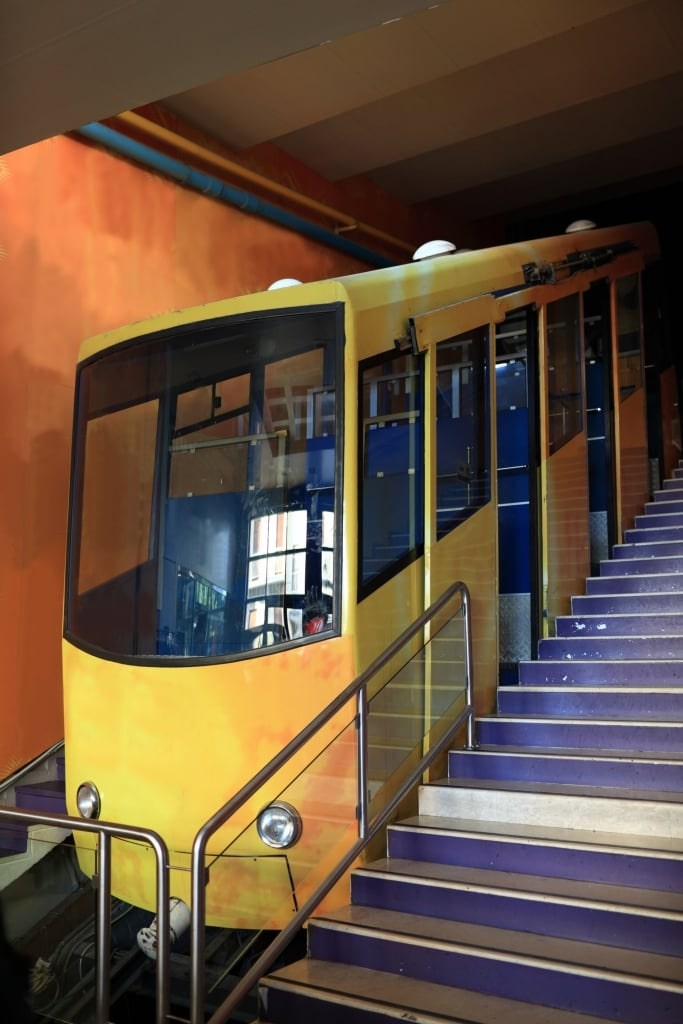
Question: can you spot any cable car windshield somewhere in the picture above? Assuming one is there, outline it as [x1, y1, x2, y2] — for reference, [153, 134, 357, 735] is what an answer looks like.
[65, 306, 342, 660]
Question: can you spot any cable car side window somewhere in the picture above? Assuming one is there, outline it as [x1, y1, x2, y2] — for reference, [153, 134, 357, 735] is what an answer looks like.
[435, 325, 491, 539]
[615, 273, 642, 401]
[359, 351, 424, 597]
[546, 293, 583, 454]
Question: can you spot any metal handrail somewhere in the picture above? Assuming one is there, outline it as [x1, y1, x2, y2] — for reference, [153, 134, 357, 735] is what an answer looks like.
[190, 580, 474, 1023]
[0, 805, 171, 1024]
[0, 739, 64, 796]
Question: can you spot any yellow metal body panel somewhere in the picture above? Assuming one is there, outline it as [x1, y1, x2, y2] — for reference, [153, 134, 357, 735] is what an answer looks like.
[64, 636, 357, 926]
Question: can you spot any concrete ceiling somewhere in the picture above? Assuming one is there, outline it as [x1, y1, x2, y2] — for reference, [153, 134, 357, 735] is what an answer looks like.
[2, 0, 683, 229]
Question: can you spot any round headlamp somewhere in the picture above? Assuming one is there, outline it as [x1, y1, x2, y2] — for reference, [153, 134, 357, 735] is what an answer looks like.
[76, 781, 101, 819]
[256, 802, 302, 849]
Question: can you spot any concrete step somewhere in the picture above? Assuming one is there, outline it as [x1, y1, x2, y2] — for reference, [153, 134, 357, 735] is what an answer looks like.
[419, 775, 683, 838]
[351, 857, 683, 955]
[259, 958, 627, 1024]
[306, 905, 683, 1023]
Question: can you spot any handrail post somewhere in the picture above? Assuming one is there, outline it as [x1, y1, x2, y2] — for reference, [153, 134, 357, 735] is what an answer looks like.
[95, 832, 112, 1024]
[462, 586, 476, 749]
[357, 683, 369, 837]
[190, 833, 208, 1024]
[153, 837, 171, 1024]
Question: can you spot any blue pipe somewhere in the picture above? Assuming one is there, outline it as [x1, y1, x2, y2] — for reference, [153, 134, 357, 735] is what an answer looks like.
[76, 122, 395, 269]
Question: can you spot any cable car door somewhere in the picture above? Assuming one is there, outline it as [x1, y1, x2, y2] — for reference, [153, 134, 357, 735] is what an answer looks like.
[540, 290, 590, 637]
[584, 279, 617, 573]
[495, 306, 541, 684]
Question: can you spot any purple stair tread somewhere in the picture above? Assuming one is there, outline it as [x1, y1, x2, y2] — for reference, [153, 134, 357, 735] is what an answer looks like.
[448, 747, 683, 791]
[644, 499, 683, 515]
[555, 612, 683, 636]
[635, 511, 683, 528]
[307, 909, 683, 1022]
[614, 540, 683, 558]
[15, 779, 67, 813]
[349, 872, 683, 958]
[356, 857, 683, 915]
[496, 686, 683, 719]
[518, 658, 683, 685]
[600, 555, 683, 575]
[475, 717, 683, 751]
[624, 526, 683, 543]
[537, 635, 683, 659]
[0, 820, 28, 855]
[585, 573, 683, 595]
[352, 859, 683, 955]
[388, 819, 683, 892]
[572, 592, 683, 615]
[465, 742, 683, 760]
[261, 960, 629, 1024]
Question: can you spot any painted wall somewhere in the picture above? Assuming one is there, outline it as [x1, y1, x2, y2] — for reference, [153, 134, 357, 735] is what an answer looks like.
[0, 132, 372, 778]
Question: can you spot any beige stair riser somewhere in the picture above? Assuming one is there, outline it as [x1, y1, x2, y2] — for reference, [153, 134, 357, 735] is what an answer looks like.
[418, 785, 683, 838]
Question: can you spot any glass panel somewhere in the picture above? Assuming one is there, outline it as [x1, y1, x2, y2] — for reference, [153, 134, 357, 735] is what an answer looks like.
[546, 293, 583, 454]
[367, 602, 469, 802]
[435, 325, 491, 539]
[616, 273, 642, 401]
[78, 400, 158, 595]
[360, 352, 423, 593]
[67, 308, 341, 658]
[195, 586, 468, 931]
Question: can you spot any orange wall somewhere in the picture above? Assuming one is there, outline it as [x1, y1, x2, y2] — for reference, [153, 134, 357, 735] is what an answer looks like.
[0, 132, 371, 778]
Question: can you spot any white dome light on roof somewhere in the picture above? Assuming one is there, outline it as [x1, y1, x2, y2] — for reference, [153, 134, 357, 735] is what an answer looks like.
[267, 278, 302, 290]
[412, 239, 456, 261]
[565, 219, 597, 233]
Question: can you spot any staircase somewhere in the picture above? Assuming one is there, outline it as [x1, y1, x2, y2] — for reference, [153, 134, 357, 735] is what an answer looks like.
[256, 470, 683, 1022]
[0, 748, 68, 892]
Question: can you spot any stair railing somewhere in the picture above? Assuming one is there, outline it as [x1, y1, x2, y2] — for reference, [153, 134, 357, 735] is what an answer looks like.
[0, 804, 171, 1024]
[0, 739, 64, 798]
[190, 580, 475, 1024]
